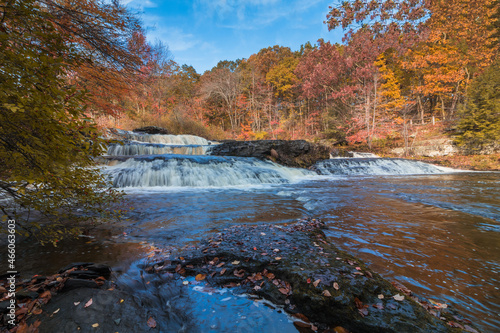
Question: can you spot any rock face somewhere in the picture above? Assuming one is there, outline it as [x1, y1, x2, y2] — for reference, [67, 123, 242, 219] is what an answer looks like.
[132, 126, 169, 135]
[210, 140, 330, 168]
[391, 139, 458, 157]
[144, 219, 475, 333]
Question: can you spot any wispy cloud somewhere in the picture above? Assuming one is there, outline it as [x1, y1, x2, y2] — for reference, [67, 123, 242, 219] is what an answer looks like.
[121, 0, 157, 9]
[194, 0, 323, 29]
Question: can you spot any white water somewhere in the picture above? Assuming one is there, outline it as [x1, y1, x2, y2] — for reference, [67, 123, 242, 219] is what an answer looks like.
[107, 155, 312, 188]
[313, 158, 454, 176]
[104, 131, 455, 188]
[107, 143, 211, 156]
[122, 132, 210, 145]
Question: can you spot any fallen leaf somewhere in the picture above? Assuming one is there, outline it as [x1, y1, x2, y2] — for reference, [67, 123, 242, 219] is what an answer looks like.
[354, 297, 363, 309]
[217, 262, 225, 268]
[32, 308, 42, 315]
[254, 286, 262, 291]
[278, 288, 289, 295]
[182, 280, 189, 285]
[311, 325, 318, 331]
[92, 323, 99, 328]
[53, 308, 60, 314]
[273, 249, 280, 252]
[220, 268, 227, 275]
[355, 267, 362, 271]
[333, 282, 339, 290]
[231, 260, 240, 265]
[358, 307, 369, 317]
[373, 303, 384, 310]
[275, 257, 281, 260]
[195, 274, 206, 281]
[464, 325, 480, 333]
[306, 278, 311, 284]
[120, 299, 124, 303]
[377, 294, 384, 299]
[393, 294, 405, 301]
[147, 316, 157, 328]
[313, 279, 321, 287]
[85, 298, 93, 308]
[447, 321, 464, 329]
[322, 290, 332, 297]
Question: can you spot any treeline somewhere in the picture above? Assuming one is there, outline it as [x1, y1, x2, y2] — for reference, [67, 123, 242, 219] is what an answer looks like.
[96, 0, 498, 152]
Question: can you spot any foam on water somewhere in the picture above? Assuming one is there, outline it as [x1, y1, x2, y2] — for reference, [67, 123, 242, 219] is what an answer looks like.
[107, 142, 211, 156]
[106, 155, 314, 188]
[313, 158, 456, 176]
[117, 130, 210, 145]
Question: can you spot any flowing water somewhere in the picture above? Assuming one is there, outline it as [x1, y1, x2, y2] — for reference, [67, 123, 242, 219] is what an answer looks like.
[10, 132, 500, 332]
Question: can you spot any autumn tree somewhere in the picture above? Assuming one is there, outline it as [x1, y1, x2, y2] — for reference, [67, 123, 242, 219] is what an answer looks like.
[0, 0, 141, 243]
[200, 63, 244, 132]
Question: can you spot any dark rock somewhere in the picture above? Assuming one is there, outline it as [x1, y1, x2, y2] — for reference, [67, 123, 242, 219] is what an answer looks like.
[209, 140, 330, 168]
[60, 279, 99, 292]
[146, 219, 475, 333]
[86, 264, 112, 279]
[58, 262, 94, 274]
[0, 301, 11, 314]
[68, 270, 101, 280]
[15, 290, 39, 300]
[132, 126, 169, 135]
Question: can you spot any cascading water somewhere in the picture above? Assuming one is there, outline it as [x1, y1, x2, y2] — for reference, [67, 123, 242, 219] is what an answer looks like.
[107, 142, 211, 156]
[313, 158, 454, 176]
[120, 131, 210, 145]
[107, 155, 312, 187]
[103, 131, 312, 188]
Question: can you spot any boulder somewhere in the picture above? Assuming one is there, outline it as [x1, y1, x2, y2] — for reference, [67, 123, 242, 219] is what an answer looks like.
[132, 126, 169, 135]
[210, 140, 330, 168]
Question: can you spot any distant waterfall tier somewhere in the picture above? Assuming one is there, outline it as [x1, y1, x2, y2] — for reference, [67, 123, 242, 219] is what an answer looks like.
[107, 142, 211, 156]
[115, 130, 211, 145]
[313, 158, 453, 176]
[106, 155, 314, 188]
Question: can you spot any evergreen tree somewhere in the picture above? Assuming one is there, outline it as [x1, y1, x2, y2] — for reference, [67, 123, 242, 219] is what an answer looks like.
[455, 59, 500, 153]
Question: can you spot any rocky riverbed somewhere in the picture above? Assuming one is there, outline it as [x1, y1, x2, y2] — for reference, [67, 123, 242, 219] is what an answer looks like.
[1, 219, 479, 333]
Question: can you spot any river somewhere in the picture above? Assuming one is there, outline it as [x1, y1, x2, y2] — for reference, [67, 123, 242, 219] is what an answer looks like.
[14, 132, 500, 332]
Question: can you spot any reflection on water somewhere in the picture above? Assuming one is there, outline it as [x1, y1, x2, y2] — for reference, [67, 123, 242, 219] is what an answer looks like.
[7, 172, 500, 332]
[292, 173, 500, 332]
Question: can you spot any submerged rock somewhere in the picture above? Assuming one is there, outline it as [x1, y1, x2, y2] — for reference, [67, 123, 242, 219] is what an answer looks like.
[144, 218, 477, 333]
[209, 140, 330, 168]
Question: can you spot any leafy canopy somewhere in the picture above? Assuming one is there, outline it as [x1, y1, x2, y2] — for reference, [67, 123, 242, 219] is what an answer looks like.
[0, 0, 141, 244]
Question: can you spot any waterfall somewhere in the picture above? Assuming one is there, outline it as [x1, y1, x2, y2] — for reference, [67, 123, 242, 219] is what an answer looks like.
[107, 143, 211, 156]
[121, 131, 210, 145]
[313, 158, 453, 176]
[106, 155, 313, 188]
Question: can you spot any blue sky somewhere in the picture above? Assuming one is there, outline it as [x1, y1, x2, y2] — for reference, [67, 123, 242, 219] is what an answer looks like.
[122, 0, 344, 74]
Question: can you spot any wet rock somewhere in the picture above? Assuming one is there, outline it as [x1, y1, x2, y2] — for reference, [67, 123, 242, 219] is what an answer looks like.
[86, 264, 112, 279]
[132, 126, 169, 135]
[209, 140, 330, 168]
[60, 279, 100, 292]
[58, 262, 94, 274]
[145, 218, 476, 333]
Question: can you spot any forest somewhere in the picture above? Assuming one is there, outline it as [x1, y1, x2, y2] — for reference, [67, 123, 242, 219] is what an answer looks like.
[0, 0, 499, 235]
[91, 0, 499, 155]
